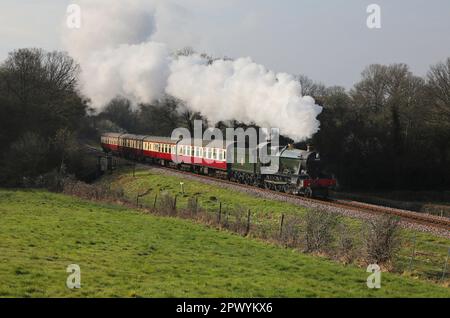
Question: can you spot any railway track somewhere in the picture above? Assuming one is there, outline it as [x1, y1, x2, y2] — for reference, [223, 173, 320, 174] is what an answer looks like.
[87, 145, 450, 231]
[158, 165, 450, 231]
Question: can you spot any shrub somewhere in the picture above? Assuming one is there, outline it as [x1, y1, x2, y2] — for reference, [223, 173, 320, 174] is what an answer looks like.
[337, 224, 356, 264]
[280, 215, 303, 248]
[304, 209, 340, 253]
[62, 179, 124, 202]
[187, 197, 199, 215]
[1, 132, 51, 186]
[158, 192, 176, 216]
[364, 215, 401, 265]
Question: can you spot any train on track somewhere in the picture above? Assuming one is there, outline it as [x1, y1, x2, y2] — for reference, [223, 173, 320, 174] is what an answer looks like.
[101, 133, 336, 198]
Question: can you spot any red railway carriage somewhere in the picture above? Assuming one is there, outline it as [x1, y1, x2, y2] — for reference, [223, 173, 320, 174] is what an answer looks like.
[101, 133, 228, 171]
[101, 133, 121, 153]
[174, 139, 228, 171]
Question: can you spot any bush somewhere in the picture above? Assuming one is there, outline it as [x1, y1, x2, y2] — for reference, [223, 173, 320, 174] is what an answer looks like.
[230, 207, 248, 234]
[62, 179, 124, 201]
[187, 197, 199, 215]
[158, 192, 177, 216]
[304, 209, 340, 253]
[337, 224, 356, 264]
[364, 215, 401, 265]
[280, 215, 303, 248]
[0, 132, 51, 186]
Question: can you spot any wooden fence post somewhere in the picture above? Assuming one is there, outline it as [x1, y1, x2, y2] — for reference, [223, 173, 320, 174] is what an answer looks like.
[153, 193, 158, 209]
[441, 247, 450, 282]
[173, 195, 178, 211]
[279, 214, 285, 239]
[408, 233, 417, 272]
[195, 196, 198, 214]
[245, 209, 251, 236]
[218, 202, 222, 224]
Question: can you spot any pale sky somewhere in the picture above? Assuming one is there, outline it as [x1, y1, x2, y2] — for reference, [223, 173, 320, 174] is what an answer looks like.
[1, 0, 449, 88]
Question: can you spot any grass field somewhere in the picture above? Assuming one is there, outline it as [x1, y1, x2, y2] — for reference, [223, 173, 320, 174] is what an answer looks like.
[0, 189, 449, 297]
[100, 167, 450, 282]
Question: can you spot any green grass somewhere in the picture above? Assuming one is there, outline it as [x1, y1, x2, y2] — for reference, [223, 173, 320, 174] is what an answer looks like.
[0, 189, 449, 297]
[100, 167, 450, 282]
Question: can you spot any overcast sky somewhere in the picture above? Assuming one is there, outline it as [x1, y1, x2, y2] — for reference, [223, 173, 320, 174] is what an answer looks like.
[1, 0, 449, 88]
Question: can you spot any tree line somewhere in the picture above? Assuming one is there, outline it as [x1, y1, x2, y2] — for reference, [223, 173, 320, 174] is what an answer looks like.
[0, 48, 449, 190]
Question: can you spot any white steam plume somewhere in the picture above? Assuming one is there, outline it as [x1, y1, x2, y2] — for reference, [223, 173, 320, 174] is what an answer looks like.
[64, 0, 322, 141]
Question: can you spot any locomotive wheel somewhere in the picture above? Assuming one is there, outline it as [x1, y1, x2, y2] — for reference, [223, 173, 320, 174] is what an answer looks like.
[305, 188, 313, 198]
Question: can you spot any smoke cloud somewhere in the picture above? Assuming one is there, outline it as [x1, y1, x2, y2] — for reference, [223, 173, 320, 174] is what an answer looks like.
[64, 0, 322, 140]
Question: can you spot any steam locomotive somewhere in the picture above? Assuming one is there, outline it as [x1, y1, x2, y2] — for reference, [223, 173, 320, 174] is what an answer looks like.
[101, 133, 336, 198]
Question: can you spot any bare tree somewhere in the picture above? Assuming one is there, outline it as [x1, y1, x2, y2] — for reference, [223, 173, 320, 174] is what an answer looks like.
[297, 75, 326, 99]
[427, 58, 450, 124]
